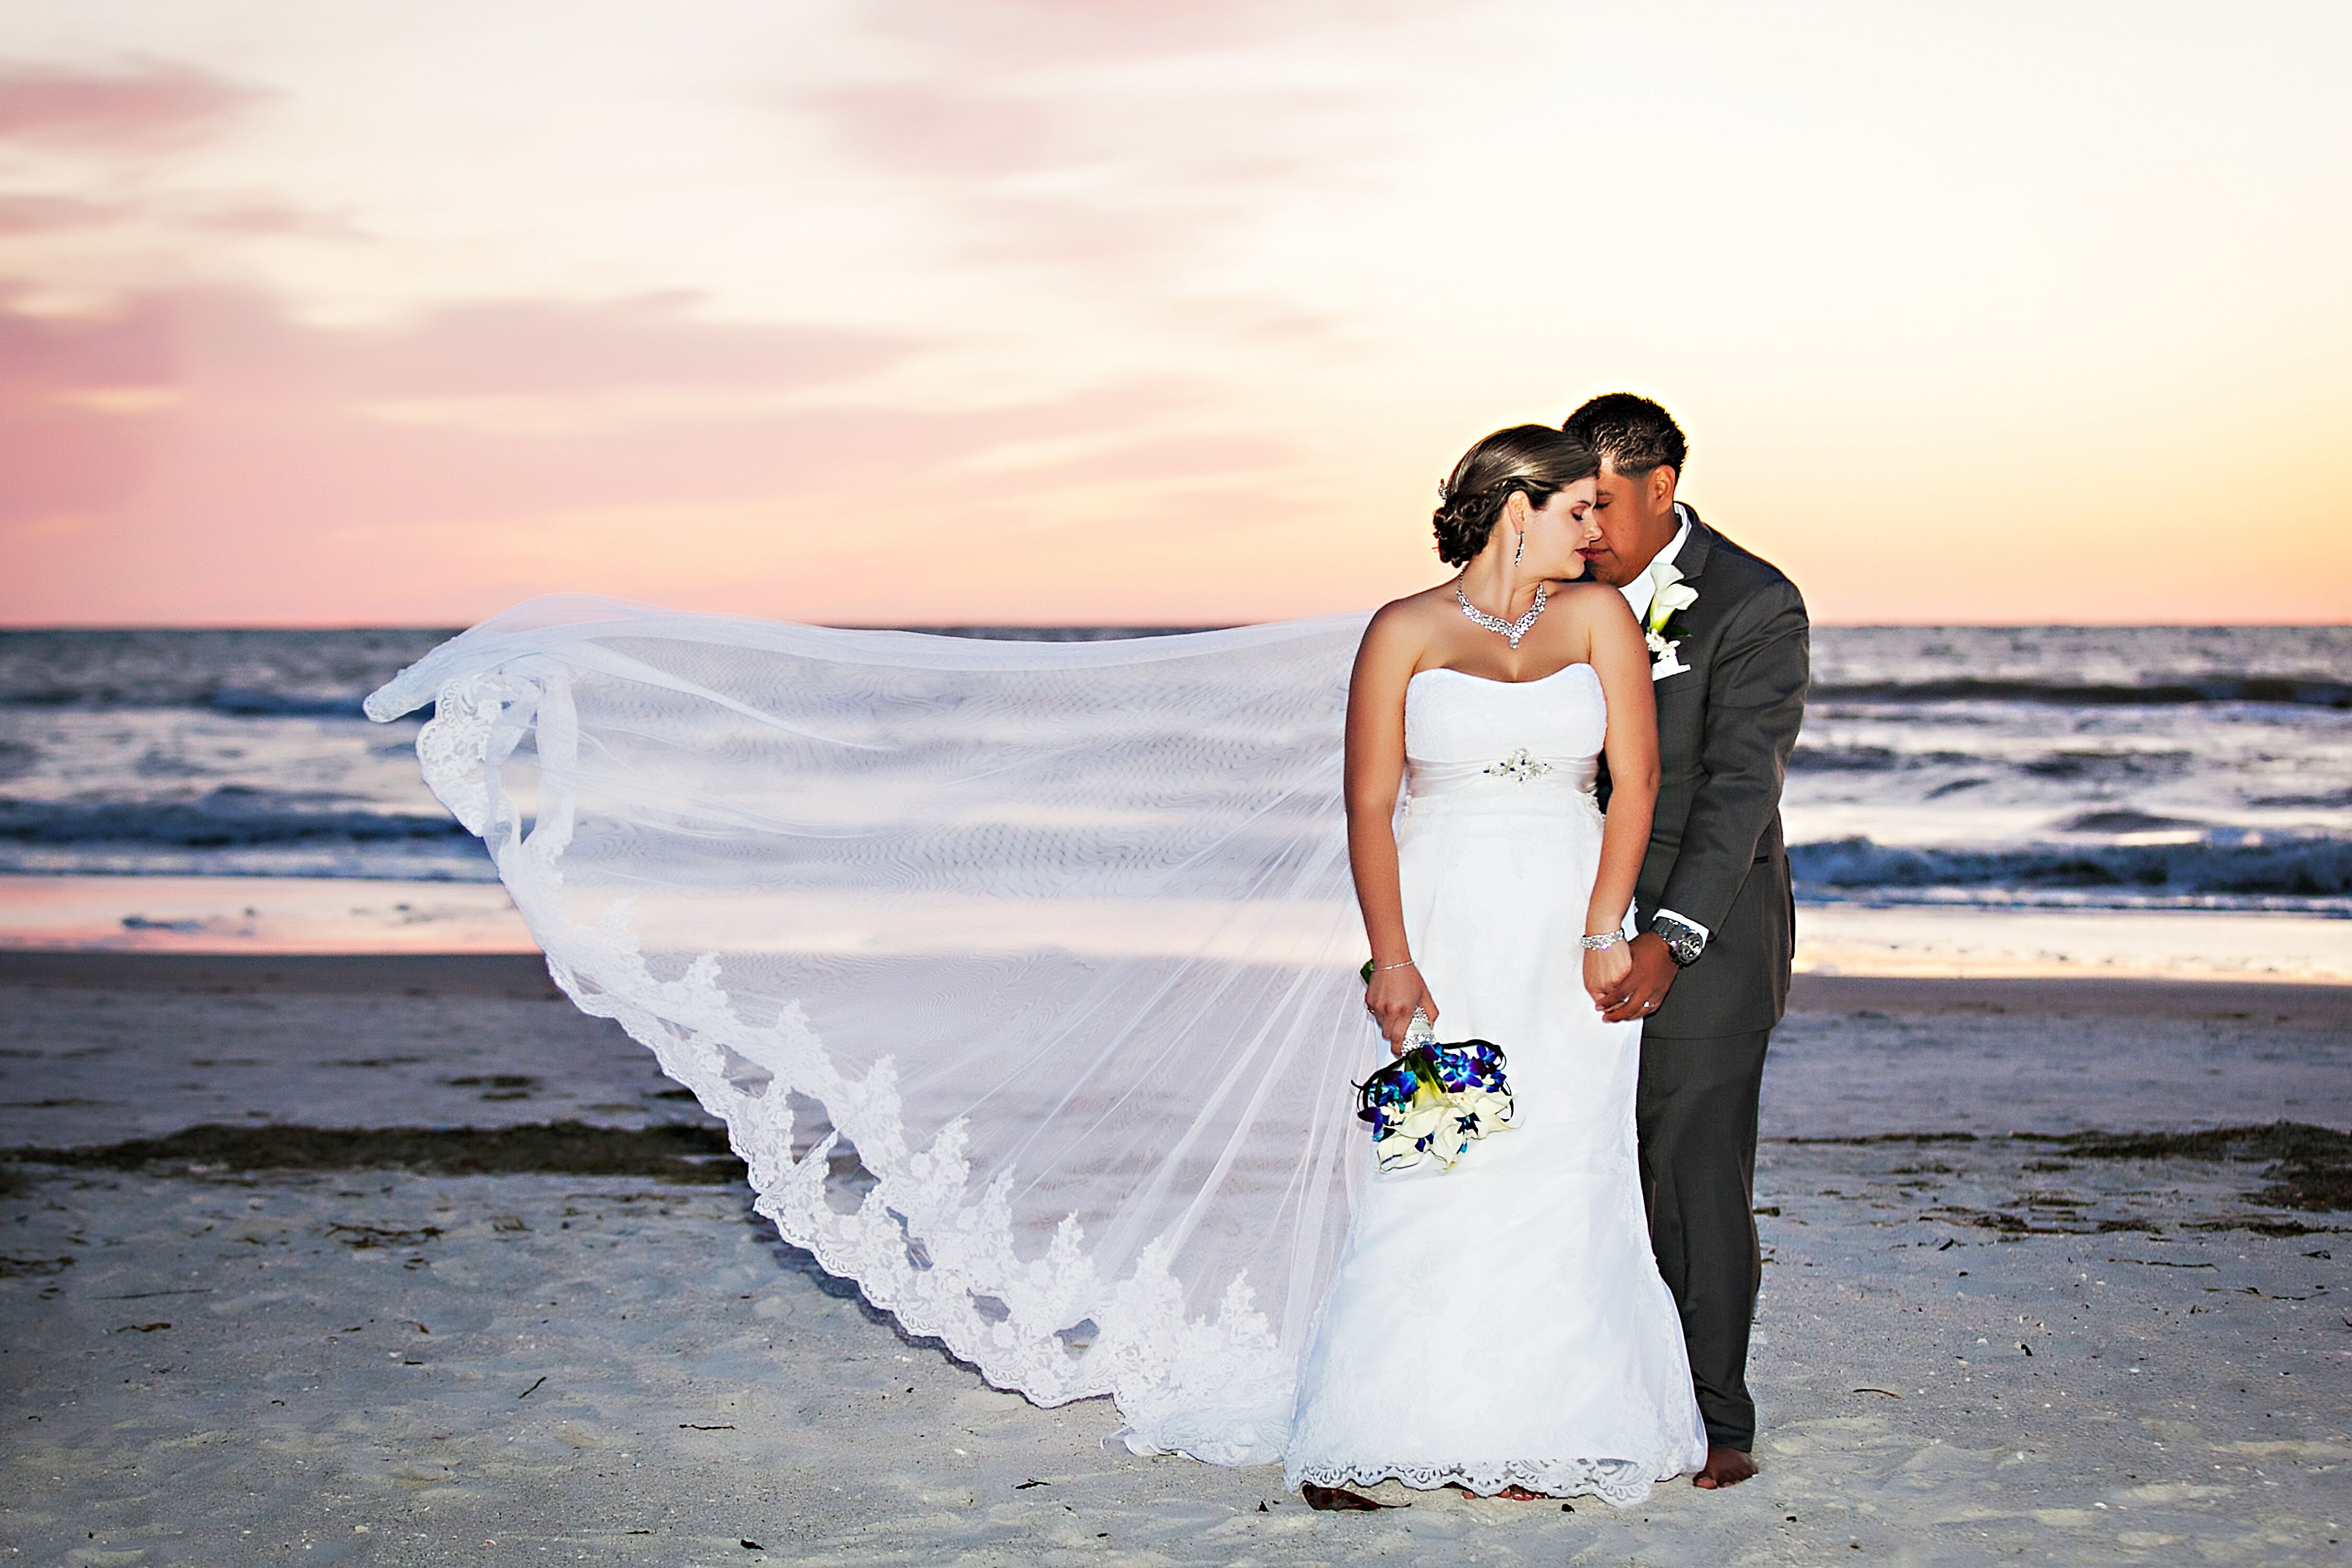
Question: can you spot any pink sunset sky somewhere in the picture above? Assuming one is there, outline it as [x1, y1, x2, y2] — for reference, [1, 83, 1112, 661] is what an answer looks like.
[3, 1, 2348, 628]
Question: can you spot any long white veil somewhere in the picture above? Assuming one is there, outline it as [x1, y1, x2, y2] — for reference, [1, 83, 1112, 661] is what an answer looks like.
[365, 596, 1380, 1464]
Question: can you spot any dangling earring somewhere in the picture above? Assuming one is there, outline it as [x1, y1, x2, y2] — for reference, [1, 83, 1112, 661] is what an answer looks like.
[1513, 529, 1526, 568]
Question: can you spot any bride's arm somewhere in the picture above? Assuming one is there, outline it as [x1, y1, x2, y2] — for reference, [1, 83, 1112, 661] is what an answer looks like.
[1345, 604, 1439, 1053]
[1584, 591, 1659, 1005]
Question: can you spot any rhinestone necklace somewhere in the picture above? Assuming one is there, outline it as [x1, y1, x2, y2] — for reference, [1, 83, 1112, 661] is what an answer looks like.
[1455, 580, 1547, 649]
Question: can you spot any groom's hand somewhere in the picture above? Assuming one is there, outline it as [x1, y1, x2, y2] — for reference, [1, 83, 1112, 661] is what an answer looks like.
[1598, 932, 1678, 1023]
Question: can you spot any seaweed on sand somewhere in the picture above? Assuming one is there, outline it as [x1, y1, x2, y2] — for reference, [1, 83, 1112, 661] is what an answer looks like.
[2047, 1122, 2352, 1212]
[3, 1121, 745, 1185]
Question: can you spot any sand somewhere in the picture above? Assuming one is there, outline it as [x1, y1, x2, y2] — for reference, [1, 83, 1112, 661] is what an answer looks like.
[3, 954, 2348, 1565]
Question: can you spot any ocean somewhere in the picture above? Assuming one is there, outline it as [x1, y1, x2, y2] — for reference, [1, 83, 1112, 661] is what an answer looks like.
[1, 625, 2346, 917]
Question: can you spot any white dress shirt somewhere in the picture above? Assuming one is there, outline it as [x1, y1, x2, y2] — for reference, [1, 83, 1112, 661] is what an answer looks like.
[1617, 504, 1693, 627]
[1615, 502, 1709, 946]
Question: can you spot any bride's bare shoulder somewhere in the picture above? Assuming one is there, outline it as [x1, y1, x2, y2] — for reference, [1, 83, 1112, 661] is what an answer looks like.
[1357, 585, 1451, 667]
[1364, 584, 1454, 633]
[1552, 580, 1637, 626]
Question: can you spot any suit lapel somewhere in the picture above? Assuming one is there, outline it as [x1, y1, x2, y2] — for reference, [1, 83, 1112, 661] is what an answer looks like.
[1671, 503, 1716, 583]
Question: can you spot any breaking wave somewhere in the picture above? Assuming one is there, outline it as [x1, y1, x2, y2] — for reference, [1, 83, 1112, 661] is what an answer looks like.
[1791, 833, 2352, 903]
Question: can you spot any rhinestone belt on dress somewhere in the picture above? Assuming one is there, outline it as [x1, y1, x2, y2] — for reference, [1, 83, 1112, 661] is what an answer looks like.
[1482, 749, 1555, 783]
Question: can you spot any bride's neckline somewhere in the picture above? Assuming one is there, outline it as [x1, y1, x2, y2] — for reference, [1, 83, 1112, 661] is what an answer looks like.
[1409, 662, 1598, 689]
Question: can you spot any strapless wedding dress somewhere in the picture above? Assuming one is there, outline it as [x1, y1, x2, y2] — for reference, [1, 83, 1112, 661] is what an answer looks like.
[1284, 663, 1708, 1503]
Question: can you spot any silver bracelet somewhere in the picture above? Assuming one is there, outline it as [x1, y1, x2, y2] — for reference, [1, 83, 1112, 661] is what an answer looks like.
[1578, 932, 1626, 951]
[1370, 958, 1417, 973]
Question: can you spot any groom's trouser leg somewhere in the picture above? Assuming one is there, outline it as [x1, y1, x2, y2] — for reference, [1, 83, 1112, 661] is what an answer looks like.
[1636, 1029, 1770, 1452]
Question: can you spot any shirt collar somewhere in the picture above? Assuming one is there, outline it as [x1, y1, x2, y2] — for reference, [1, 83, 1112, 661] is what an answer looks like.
[1618, 504, 1694, 623]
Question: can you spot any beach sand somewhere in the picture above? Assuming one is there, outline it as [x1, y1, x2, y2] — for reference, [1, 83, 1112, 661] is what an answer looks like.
[3, 954, 2347, 1565]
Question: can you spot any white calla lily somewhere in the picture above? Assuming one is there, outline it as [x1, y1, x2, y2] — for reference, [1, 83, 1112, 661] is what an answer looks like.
[1642, 558, 1698, 673]
[1645, 561, 1698, 633]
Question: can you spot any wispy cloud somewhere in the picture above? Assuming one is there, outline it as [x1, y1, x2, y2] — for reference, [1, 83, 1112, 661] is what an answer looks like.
[0, 286, 907, 535]
[794, 0, 1399, 290]
[0, 289, 180, 528]
[0, 193, 116, 234]
[0, 58, 260, 149]
[0, 283, 1333, 624]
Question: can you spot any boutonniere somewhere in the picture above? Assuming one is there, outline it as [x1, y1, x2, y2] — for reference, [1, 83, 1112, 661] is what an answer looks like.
[1644, 560, 1697, 681]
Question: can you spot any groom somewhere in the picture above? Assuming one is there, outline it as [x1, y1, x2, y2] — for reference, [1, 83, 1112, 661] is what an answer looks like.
[1564, 394, 1808, 1489]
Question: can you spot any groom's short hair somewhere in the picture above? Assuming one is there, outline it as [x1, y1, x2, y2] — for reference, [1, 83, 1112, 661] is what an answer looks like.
[1563, 393, 1687, 478]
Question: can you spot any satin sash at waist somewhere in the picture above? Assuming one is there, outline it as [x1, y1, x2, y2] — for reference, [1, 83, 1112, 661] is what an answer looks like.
[1404, 752, 1600, 804]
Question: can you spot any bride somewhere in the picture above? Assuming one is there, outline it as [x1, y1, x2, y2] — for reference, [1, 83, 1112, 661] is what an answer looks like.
[1286, 424, 1707, 1500]
[363, 422, 1704, 1509]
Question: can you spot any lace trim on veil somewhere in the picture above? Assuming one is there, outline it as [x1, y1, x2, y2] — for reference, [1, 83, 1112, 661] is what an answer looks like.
[412, 665, 1303, 1466]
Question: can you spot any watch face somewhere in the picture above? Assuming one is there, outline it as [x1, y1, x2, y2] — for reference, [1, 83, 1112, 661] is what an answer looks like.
[1651, 917, 1704, 966]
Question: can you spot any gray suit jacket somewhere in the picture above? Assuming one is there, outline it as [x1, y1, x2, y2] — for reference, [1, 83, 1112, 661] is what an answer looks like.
[1604, 508, 1809, 1039]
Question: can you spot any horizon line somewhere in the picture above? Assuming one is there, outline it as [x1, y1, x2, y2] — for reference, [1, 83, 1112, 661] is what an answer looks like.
[2, 617, 2348, 635]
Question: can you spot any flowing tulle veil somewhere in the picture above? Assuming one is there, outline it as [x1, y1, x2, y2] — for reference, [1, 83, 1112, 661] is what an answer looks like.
[365, 595, 1379, 1463]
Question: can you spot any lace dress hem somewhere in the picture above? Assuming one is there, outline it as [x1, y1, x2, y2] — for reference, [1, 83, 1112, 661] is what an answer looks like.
[1286, 1454, 1682, 1508]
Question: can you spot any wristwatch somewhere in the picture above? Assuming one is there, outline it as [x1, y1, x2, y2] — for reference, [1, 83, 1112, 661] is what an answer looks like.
[1651, 912, 1707, 967]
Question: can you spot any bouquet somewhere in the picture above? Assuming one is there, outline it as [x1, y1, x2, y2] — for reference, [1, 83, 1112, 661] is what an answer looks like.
[1354, 1007, 1515, 1173]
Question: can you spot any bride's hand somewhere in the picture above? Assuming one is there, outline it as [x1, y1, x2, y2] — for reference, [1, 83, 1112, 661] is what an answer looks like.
[1364, 964, 1438, 1056]
[1583, 942, 1632, 1007]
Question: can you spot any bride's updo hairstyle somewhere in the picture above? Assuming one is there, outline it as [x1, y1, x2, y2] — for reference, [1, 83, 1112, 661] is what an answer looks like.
[1432, 424, 1598, 566]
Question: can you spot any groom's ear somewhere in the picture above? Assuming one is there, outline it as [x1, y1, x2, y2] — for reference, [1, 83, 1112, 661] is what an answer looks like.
[1649, 464, 1679, 509]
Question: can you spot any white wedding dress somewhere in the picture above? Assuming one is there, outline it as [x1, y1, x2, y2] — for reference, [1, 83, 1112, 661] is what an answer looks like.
[364, 598, 1702, 1502]
[1286, 663, 1708, 1501]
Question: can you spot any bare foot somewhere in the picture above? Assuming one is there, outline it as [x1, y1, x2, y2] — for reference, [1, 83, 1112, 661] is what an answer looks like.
[1456, 1484, 1547, 1502]
[1692, 1445, 1757, 1489]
